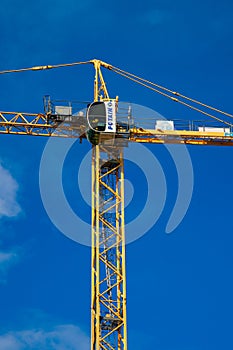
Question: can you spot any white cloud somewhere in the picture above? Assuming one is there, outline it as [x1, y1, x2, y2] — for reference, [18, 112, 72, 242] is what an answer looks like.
[0, 251, 17, 265]
[0, 334, 22, 350]
[0, 164, 21, 218]
[0, 164, 21, 281]
[0, 250, 19, 283]
[0, 324, 90, 350]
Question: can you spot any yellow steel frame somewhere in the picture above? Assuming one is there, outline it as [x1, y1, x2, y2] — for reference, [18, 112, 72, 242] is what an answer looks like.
[91, 59, 110, 101]
[91, 145, 127, 350]
[130, 128, 233, 146]
[1, 111, 233, 146]
[91, 61, 127, 350]
[0, 111, 82, 138]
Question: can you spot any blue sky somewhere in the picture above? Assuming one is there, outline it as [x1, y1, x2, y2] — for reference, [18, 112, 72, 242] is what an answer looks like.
[0, 0, 233, 349]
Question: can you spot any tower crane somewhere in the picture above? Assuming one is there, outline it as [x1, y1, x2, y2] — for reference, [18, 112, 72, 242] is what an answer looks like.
[1, 59, 233, 350]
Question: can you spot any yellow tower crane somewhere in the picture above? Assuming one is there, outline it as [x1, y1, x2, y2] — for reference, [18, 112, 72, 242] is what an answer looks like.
[1, 59, 233, 350]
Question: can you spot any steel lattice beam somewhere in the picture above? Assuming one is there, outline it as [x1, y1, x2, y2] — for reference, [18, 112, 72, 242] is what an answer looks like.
[91, 145, 127, 350]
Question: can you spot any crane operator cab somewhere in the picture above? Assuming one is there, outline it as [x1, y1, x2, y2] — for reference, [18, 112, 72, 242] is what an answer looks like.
[86, 100, 131, 145]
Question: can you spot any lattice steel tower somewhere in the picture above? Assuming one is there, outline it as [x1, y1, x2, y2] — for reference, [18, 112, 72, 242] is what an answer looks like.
[90, 60, 127, 350]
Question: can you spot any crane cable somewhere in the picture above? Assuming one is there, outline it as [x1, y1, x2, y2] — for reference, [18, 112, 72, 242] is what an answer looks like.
[0, 60, 91, 75]
[0, 58, 232, 127]
[110, 65, 233, 127]
[110, 68, 233, 127]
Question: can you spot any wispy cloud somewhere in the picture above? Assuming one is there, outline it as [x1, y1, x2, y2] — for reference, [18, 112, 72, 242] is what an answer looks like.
[0, 164, 22, 282]
[0, 251, 17, 265]
[0, 324, 89, 350]
[0, 250, 19, 284]
[0, 164, 21, 218]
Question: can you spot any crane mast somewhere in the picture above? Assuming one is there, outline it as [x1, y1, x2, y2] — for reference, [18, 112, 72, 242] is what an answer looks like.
[91, 145, 127, 350]
[91, 61, 127, 350]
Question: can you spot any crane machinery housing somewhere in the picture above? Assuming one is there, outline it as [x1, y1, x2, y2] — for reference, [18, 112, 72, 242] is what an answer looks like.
[1, 59, 233, 350]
